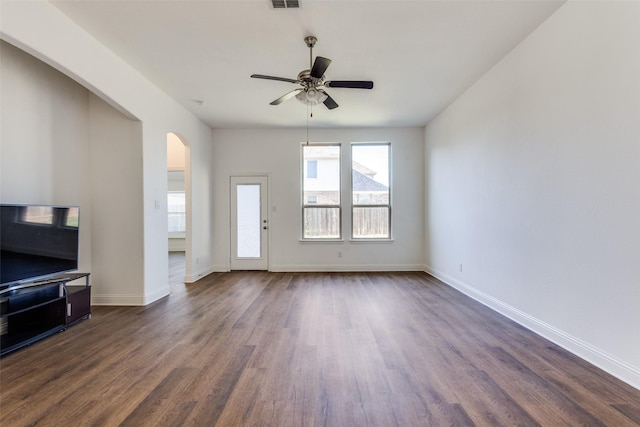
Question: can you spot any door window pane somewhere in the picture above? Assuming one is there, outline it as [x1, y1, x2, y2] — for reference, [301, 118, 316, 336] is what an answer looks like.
[237, 184, 261, 258]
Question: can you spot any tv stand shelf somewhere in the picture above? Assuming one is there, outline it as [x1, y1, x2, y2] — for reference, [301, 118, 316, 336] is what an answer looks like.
[0, 273, 90, 357]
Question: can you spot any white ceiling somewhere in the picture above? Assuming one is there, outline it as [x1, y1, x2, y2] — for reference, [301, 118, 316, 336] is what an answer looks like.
[51, 0, 565, 129]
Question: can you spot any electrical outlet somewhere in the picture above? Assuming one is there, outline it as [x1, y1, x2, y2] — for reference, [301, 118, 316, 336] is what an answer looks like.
[338, 251, 342, 258]
[459, 263, 463, 272]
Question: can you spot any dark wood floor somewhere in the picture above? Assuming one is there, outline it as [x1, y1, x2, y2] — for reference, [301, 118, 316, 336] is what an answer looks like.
[1, 254, 639, 426]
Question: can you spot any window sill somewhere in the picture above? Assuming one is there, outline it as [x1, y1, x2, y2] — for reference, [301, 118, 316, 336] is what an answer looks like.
[299, 239, 344, 243]
[169, 233, 186, 239]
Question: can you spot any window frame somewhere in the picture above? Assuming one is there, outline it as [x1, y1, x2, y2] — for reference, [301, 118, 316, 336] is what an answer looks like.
[301, 142, 342, 240]
[350, 142, 392, 240]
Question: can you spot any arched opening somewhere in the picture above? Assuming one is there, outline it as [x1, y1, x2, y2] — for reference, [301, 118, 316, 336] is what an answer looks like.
[167, 132, 191, 288]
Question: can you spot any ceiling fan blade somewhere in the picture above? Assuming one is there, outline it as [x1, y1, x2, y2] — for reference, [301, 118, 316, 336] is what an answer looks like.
[325, 80, 374, 89]
[320, 90, 338, 110]
[310, 56, 331, 79]
[251, 74, 299, 84]
[270, 88, 303, 105]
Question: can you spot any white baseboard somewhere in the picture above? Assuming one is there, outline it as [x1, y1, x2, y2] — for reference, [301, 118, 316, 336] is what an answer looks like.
[270, 263, 425, 272]
[425, 265, 640, 391]
[209, 264, 424, 273]
[184, 264, 216, 283]
[93, 287, 169, 306]
[213, 264, 230, 273]
[92, 293, 146, 306]
[144, 286, 170, 305]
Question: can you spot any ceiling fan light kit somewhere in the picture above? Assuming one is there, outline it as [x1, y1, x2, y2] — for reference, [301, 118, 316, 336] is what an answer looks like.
[295, 87, 327, 105]
[251, 36, 374, 110]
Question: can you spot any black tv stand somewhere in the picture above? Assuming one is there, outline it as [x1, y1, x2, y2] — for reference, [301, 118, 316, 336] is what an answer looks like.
[0, 273, 91, 357]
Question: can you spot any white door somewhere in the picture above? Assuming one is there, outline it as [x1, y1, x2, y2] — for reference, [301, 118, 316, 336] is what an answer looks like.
[230, 176, 269, 270]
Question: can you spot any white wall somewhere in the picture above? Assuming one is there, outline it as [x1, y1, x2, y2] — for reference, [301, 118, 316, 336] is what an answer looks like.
[424, 1, 640, 388]
[1, 1, 214, 304]
[88, 94, 145, 304]
[0, 41, 148, 302]
[0, 41, 92, 274]
[212, 127, 424, 272]
[184, 127, 215, 282]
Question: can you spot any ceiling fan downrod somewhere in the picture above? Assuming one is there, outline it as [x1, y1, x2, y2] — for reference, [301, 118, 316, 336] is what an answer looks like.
[304, 36, 317, 70]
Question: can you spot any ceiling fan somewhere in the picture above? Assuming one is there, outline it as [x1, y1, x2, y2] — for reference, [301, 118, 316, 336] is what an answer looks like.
[251, 36, 374, 110]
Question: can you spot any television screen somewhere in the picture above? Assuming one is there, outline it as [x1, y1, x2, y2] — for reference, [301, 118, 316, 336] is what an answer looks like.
[0, 205, 79, 287]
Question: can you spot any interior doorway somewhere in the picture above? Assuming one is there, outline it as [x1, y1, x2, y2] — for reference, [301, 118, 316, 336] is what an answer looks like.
[167, 132, 191, 283]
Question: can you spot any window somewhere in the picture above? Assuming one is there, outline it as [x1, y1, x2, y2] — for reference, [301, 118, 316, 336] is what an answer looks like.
[302, 144, 341, 239]
[351, 143, 390, 239]
[307, 160, 318, 179]
[167, 191, 186, 233]
[63, 207, 79, 228]
[22, 206, 54, 225]
[18, 206, 79, 228]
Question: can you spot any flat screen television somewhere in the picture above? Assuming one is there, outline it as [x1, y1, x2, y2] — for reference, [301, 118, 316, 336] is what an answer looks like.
[0, 205, 80, 288]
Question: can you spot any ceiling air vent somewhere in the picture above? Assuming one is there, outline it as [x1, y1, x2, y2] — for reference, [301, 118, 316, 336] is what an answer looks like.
[272, 0, 299, 9]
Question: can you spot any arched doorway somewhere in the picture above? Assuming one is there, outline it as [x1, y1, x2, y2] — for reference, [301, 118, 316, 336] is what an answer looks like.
[167, 132, 191, 287]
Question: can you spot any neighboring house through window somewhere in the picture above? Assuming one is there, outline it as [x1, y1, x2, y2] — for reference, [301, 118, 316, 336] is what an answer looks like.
[302, 144, 341, 239]
[351, 143, 391, 239]
[307, 160, 318, 179]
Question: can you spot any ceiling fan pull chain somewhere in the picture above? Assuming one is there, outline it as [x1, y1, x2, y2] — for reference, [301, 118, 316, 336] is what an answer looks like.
[307, 105, 309, 145]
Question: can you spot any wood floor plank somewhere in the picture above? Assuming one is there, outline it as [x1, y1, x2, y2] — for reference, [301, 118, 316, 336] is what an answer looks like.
[1, 263, 639, 426]
[187, 344, 256, 425]
[119, 367, 200, 426]
[613, 404, 640, 425]
[477, 346, 610, 426]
